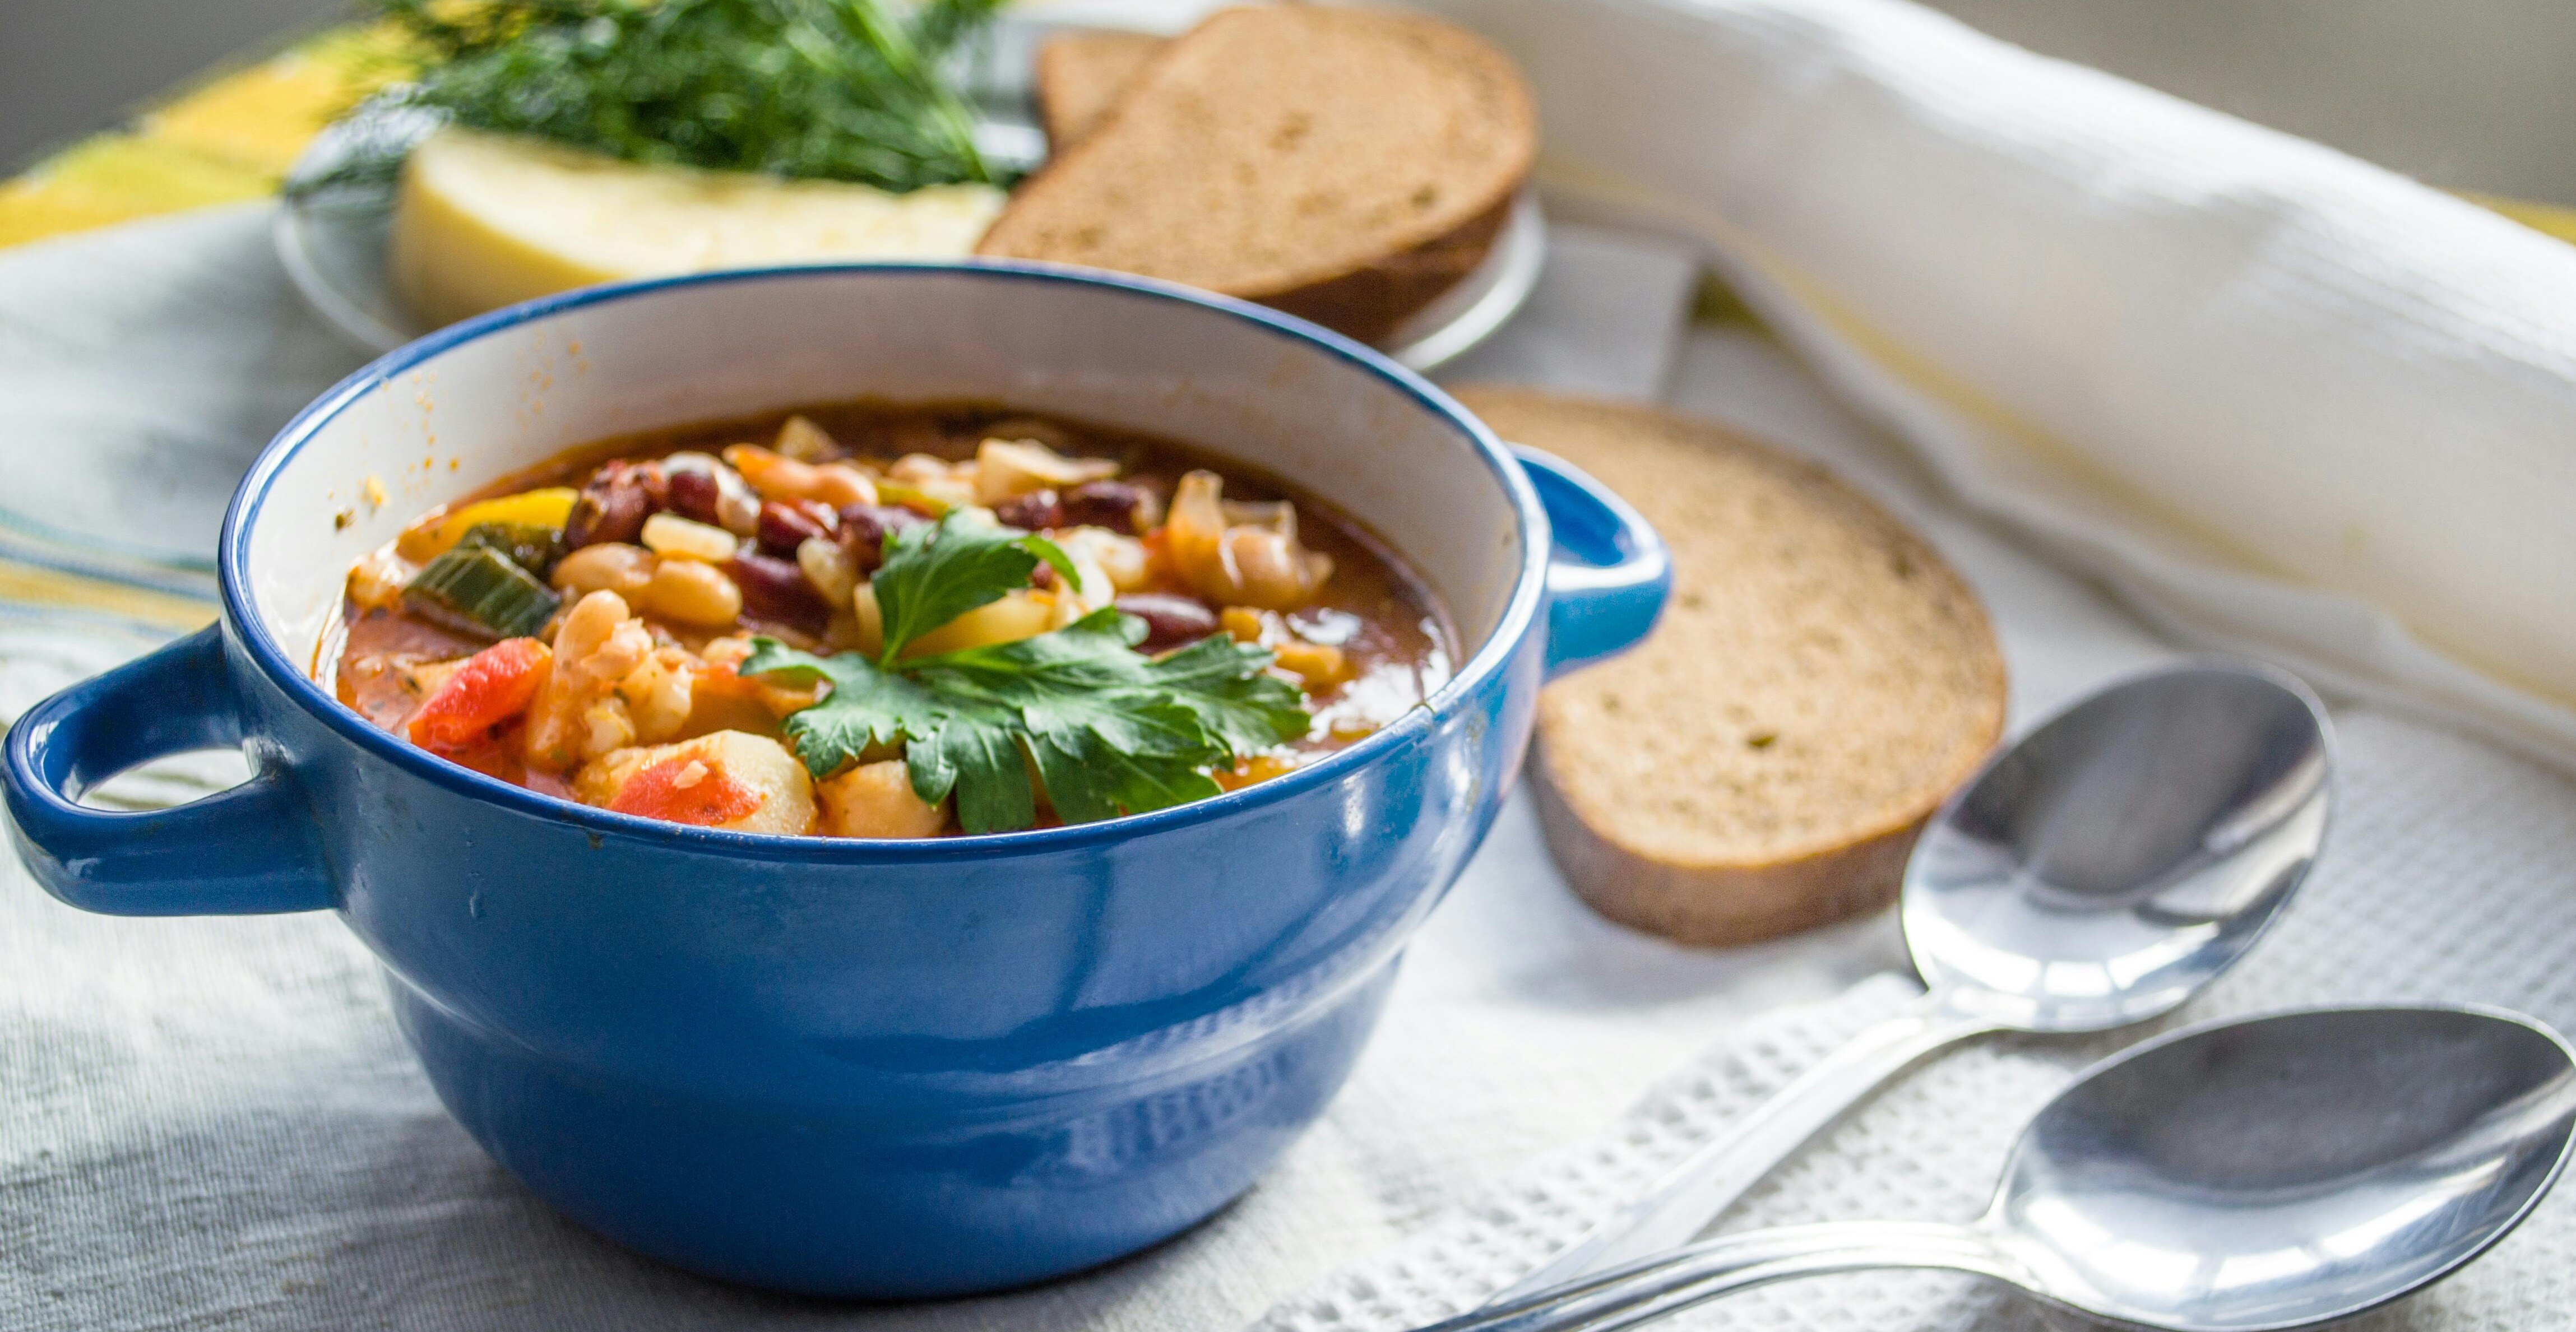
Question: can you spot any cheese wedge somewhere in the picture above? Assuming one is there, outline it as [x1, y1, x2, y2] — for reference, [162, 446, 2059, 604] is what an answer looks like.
[390, 128, 1008, 327]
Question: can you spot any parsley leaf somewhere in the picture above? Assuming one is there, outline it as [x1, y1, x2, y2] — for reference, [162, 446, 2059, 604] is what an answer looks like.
[739, 639, 1040, 832]
[911, 610, 1311, 824]
[742, 610, 1312, 834]
[734, 640, 944, 769]
[870, 511, 1077, 666]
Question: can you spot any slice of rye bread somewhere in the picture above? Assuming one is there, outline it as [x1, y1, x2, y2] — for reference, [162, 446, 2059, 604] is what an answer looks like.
[1454, 387, 2008, 946]
[980, 6, 1536, 345]
[1034, 30, 1165, 149]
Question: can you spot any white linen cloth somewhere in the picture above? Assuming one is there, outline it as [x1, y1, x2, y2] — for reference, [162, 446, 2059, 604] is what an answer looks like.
[9, 3, 2576, 1329]
[8, 203, 2576, 1332]
[1405, 0, 2576, 773]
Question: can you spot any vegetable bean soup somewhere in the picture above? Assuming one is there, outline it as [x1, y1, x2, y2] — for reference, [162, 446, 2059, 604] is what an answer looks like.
[328, 404, 1456, 838]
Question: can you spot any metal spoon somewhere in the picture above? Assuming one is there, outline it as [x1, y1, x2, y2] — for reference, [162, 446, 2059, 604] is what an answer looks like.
[1434, 1004, 2576, 1332]
[1499, 661, 2334, 1301]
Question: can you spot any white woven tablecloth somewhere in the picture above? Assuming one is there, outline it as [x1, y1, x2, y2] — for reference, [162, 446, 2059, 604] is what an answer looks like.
[11, 0, 2576, 1326]
[8, 207, 2575, 1331]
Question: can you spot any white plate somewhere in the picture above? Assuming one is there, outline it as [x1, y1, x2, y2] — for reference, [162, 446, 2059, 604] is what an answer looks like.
[273, 19, 1543, 373]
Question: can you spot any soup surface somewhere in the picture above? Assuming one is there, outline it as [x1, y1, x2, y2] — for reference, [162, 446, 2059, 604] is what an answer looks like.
[327, 402, 1456, 838]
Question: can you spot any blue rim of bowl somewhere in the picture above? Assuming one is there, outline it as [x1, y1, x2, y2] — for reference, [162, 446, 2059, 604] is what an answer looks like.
[220, 259, 1551, 862]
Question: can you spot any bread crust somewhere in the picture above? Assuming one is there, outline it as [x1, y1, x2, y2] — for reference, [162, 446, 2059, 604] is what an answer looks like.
[985, 7, 1534, 344]
[1531, 733, 1941, 946]
[1457, 387, 2007, 948]
[1260, 189, 1514, 345]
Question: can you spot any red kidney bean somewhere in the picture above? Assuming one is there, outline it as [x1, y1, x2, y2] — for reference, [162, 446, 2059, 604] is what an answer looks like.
[564, 460, 666, 549]
[993, 489, 1064, 532]
[837, 503, 927, 576]
[1059, 480, 1150, 533]
[725, 553, 829, 632]
[756, 499, 836, 557]
[662, 467, 722, 527]
[1115, 593, 1220, 652]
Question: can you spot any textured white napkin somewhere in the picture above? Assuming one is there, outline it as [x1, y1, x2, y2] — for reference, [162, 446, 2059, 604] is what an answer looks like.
[1409, 0, 2576, 773]
[1259, 719, 2576, 1332]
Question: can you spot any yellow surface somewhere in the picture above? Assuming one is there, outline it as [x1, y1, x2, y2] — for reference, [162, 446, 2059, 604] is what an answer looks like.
[2465, 193, 2576, 247]
[400, 488, 582, 562]
[0, 136, 274, 248]
[0, 27, 388, 250]
[0, 560, 218, 632]
[391, 129, 1004, 326]
[141, 38, 384, 177]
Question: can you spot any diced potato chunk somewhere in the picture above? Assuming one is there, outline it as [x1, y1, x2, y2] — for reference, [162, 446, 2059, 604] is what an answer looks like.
[903, 589, 1054, 657]
[816, 760, 948, 839]
[773, 415, 840, 462]
[575, 730, 815, 835]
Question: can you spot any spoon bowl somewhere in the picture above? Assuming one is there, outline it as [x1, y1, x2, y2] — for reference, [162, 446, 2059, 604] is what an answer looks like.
[2000, 1005, 2576, 1330]
[1908, 662, 2333, 1031]
[1497, 662, 2335, 1297]
[1436, 1005, 2576, 1332]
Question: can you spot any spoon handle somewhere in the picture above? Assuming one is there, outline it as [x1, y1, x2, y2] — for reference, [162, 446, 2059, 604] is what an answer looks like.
[1490, 1003, 1996, 1302]
[1421, 1220, 2014, 1332]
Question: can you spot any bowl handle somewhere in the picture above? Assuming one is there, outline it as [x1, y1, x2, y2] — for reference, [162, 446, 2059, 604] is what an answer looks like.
[4, 624, 335, 916]
[1513, 444, 1672, 679]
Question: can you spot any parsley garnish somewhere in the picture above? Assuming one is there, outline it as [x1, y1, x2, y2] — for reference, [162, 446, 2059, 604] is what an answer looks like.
[868, 511, 1077, 666]
[743, 514, 1309, 832]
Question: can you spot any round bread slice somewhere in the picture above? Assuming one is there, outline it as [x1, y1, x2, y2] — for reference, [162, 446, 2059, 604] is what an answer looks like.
[1454, 387, 2008, 946]
[977, 5, 1536, 345]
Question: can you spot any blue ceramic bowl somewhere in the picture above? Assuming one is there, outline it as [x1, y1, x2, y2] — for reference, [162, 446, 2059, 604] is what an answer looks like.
[4, 263, 1666, 1297]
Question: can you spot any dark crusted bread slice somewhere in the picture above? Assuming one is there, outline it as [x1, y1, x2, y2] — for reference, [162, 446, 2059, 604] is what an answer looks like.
[1454, 387, 2008, 947]
[1034, 30, 1165, 150]
[980, 5, 1536, 345]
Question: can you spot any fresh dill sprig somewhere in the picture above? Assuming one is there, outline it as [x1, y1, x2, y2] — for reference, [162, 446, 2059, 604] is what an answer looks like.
[358, 0, 1008, 193]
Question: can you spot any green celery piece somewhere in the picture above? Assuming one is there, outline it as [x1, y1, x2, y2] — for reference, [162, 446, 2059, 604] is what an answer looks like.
[403, 545, 560, 639]
[869, 510, 1077, 666]
[457, 522, 564, 580]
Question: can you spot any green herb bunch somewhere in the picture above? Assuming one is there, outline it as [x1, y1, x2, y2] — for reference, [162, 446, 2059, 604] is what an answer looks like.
[744, 512, 1313, 833]
[367, 0, 1008, 192]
